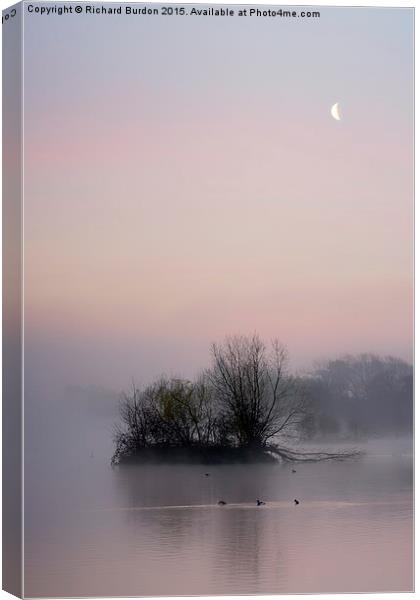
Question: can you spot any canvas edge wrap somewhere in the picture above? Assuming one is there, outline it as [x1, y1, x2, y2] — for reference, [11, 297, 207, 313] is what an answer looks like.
[2, 2, 23, 597]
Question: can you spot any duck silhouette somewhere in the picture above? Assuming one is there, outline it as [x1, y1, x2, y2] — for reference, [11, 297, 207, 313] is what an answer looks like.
[217, 500, 227, 506]
[294, 499, 300, 505]
[291, 469, 297, 473]
[204, 473, 210, 477]
[256, 499, 266, 506]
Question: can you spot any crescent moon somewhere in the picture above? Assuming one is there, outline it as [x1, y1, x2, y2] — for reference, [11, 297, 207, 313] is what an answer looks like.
[331, 103, 341, 121]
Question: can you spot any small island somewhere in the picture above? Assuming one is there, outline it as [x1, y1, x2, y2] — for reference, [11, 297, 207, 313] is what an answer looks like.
[112, 335, 373, 465]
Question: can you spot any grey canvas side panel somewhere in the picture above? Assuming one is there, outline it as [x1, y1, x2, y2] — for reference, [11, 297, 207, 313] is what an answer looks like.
[2, 2, 23, 597]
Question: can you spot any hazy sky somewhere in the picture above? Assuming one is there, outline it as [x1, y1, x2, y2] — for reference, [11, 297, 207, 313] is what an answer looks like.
[23, 5, 413, 389]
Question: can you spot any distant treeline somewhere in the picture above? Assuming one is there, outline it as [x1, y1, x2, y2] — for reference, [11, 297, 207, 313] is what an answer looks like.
[299, 354, 413, 439]
[112, 335, 412, 464]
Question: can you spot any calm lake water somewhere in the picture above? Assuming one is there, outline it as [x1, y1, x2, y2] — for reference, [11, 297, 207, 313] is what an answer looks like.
[25, 420, 413, 597]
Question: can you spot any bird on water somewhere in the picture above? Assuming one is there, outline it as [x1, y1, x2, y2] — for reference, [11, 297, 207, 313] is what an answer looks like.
[217, 500, 227, 506]
[256, 499, 266, 506]
[292, 469, 297, 473]
[294, 499, 299, 505]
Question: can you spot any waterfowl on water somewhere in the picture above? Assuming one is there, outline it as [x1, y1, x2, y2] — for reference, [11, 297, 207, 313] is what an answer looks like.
[256, 499, 266, 506]
[204, 473, 210, 477]
[217, 500, 227, 506]
[294, 499, 299, 505]
[292, 469, 297, 473]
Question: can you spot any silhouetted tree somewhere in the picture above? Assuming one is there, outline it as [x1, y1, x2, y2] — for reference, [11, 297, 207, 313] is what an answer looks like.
[112, 377, 221, 463]
[208, 335, 306, 448]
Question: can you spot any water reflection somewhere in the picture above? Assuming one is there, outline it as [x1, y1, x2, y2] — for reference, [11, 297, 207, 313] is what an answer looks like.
[25, 440, 413, 597]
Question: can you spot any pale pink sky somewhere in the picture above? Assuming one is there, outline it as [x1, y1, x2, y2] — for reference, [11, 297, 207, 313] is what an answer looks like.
[22, 7, 413, 387]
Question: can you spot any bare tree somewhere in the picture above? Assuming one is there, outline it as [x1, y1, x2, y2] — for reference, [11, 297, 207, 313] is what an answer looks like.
[111, 383, 155, 464]
[148, 377, 221, 447]
[208, 335, 306, 448]
[111, 376, 222, 463]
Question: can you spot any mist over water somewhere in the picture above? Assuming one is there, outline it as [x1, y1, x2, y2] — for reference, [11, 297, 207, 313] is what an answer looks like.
[19, 6, 413, 597]
[24, 385, 413, 597]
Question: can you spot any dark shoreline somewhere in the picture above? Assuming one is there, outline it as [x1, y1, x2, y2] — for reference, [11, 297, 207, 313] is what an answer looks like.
[117, 446, 277, 465]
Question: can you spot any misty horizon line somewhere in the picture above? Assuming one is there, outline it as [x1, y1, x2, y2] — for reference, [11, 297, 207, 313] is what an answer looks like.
[65, 344, 413, 399]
